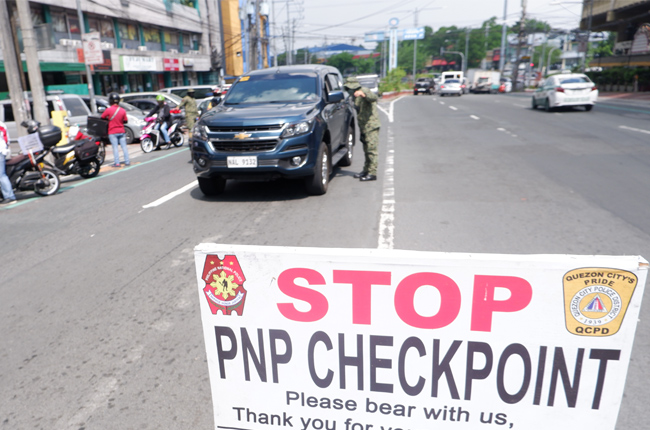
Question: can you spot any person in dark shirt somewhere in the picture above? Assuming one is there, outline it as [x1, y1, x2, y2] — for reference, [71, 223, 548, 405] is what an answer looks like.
[149, 94, 171, 145]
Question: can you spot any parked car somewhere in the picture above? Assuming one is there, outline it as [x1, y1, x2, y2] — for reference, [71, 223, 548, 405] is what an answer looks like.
[438, 79, 463, 96]
[119, 92, 182, 109]
[81, 95, 146, 144]
[413, 77, 434, 95]
[531, 73, 598, 112]
[356, 74, 380, 96]
[191, 64, 357, 196]
[0, 92, 90, 143]
[160, 85, 216, 99]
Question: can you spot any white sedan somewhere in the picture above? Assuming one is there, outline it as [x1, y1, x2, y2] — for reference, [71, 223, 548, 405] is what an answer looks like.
[438, 79, 463, 96]
[532, 73, 598, 112]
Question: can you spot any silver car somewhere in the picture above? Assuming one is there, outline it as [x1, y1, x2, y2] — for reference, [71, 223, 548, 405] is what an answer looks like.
[439, 79, 463, 97]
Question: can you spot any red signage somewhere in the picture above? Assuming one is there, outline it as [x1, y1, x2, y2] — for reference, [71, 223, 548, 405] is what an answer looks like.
[163, 58, 180, 71]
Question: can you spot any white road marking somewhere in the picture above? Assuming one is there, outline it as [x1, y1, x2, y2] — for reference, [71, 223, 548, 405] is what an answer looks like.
[142, 181, 198, 208]
[449, 106, 458, 111]
[439, 101, 445, 105]
[378, 131, 395, 249]
[377, 95, 406, 123]
[619, 125, 650, 135]
[514, 103, 527, 108]
[470, 115, 480, 120]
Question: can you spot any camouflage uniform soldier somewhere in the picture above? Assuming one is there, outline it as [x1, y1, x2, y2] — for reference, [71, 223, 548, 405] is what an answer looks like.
[344, 77, 380, 181]
[179, 88, 198, 137]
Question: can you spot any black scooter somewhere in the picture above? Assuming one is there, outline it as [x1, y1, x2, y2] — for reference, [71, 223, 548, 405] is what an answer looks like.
[3, 121, 61, 197]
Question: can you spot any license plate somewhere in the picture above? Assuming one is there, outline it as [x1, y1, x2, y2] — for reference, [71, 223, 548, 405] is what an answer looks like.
[227, 156, 257, 168]
[565, 97, 589, 103]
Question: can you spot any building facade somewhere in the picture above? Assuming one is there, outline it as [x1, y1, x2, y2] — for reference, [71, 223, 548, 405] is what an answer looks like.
[582, 0, 650, 67]
[0, 0, 223, 98]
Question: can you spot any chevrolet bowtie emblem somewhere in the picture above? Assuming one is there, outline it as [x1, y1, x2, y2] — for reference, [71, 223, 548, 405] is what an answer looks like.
[234, 132, 251, 140]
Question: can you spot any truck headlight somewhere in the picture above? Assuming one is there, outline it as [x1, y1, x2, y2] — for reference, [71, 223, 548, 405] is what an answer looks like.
[281, 119, 314, 138]
[193, 123, 209, 141]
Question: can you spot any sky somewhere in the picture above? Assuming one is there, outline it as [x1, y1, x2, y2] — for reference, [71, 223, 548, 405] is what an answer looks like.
[266, 0, 585, 52]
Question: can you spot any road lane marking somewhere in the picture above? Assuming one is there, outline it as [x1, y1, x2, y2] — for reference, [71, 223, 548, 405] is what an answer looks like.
[619, 125, 650, 135]
[378, 130, 395, 249]
[470, 115, 480, 120]
[449, 106, 458, 111]
[142, 180, 198, 208]
[377, 95, 405, 123]
[2, 149, 188, 210]
[439, 101, 445, 105]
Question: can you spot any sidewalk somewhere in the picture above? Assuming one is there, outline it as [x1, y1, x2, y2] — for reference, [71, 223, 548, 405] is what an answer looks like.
[597, 91, 650, 101]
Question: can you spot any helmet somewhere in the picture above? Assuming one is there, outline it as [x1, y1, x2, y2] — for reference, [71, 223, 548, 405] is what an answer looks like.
[108, 92, 120, 104]
[21, 119, 40, 134]
[156, 94, 165, 102]
[344, 77, 361, 91]
[187, 88, 195, 94]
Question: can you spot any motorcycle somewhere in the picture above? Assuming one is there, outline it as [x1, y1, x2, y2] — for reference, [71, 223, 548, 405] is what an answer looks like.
[68, 124, 106, 165]
[2, 121, 61, 197]
[45, 125, 102, 179]
[140, 109, 185, 153]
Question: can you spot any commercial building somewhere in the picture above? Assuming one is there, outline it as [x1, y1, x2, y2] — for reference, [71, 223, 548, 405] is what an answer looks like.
[0, 0, 223, 98]
[582, 0, 650, 67]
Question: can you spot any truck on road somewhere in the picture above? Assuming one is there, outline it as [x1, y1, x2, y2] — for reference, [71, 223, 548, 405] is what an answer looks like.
[467, 69, 501, 94]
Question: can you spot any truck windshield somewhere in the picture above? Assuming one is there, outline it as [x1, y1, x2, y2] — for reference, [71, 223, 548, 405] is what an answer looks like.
[225, 73, 319, 104]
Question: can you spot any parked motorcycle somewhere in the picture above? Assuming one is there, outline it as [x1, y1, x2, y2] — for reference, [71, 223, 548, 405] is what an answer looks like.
[2, 121, 61, 197]
[46, 125, 102, 179]
[140, 109, 185, 153]
[68, 124, 106, 165]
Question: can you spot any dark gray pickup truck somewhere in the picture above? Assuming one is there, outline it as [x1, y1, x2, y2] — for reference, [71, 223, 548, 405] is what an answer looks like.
[191, 65, 357, 196]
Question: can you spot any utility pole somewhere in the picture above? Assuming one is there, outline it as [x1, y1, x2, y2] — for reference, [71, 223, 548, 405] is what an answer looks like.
[512, 0, 526, 91]
[499, 0, 508, 72]
[464, 27, 470, 74]
[0, 0, 28, 137]
[76, 0, 97, 113]
[413, 7, 418, 80]
[16, 0, 49, 124]
[581, 0, 594, 72]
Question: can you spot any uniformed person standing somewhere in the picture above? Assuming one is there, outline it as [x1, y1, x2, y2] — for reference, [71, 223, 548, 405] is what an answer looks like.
[179, 88, 198, 137]
[344, 76, 380, 181]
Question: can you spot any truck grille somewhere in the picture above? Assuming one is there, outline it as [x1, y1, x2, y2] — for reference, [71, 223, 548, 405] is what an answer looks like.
[210, 139, 278, 152]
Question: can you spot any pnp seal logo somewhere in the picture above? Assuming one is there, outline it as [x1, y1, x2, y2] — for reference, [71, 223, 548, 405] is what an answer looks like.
[563, 268, 637, 336]
[201, 255, 247, 315]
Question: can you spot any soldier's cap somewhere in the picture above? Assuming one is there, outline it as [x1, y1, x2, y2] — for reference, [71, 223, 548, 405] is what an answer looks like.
[187, 88, 195, 93]
[344, 77, 361, 90]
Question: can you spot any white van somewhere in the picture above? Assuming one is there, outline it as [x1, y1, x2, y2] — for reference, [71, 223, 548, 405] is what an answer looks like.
[0, 92, 91, 142]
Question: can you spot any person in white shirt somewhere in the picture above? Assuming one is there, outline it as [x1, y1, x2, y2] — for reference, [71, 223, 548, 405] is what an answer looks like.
[0, 121, 17, 205]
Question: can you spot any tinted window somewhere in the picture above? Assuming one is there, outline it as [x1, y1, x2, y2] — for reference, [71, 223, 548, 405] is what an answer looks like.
[225, 73, 319, 104]
[3, 104, 14, 122]
[559, 76, 591, 84]
[445, 79, 460, 83]
[326, 74, 341, 92]
[63, 97, 89, 116]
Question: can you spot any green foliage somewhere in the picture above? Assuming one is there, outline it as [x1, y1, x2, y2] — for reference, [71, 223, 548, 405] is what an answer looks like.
[586, 67, 650, 87]
[379, 68, 406, 93]
[325, 52, 380, 75]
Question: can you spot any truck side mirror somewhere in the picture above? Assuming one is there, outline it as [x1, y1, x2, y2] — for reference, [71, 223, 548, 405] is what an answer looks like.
[327, 91, 344, 103]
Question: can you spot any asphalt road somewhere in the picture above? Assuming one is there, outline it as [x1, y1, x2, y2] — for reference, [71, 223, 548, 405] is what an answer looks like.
[1, 93, 649, 429]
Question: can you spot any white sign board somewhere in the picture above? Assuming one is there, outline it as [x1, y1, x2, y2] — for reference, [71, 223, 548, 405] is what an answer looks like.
[18, 133, 44, 154]
[120, 55, 158, 71]
[83, 31, 103, 65]
[401, 27, 425, 41]
[194, 245, 647, 430]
